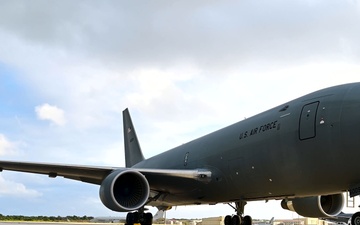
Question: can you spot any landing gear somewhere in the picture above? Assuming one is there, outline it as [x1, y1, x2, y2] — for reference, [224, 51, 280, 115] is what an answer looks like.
[224, 201, 252, 225]
[243, 215, 252, 225]
[351, 212, 360, 225]
[125, 210, 153, 225]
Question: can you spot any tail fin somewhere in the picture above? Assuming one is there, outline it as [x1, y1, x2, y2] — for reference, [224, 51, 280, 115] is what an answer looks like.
[269, 217, 274, 225]
[123, 108, 145, 167]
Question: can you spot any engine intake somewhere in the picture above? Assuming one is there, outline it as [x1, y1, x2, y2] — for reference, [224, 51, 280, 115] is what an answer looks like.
[100, 169, 150, 212]
[281, 194, 344, 218]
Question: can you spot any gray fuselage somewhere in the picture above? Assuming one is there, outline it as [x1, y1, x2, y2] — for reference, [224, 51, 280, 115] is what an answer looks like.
[134, 82, 360, 207]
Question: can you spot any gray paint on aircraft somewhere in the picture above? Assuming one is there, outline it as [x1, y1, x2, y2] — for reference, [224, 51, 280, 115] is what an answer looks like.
[133, 82, 360, 206]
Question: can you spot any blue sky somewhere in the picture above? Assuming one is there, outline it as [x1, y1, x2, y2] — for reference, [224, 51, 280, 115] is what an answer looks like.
[0, 0, 360, 220]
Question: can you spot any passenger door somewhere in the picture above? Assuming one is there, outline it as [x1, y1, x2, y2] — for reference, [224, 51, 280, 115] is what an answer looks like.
[299, 101, 319, 140]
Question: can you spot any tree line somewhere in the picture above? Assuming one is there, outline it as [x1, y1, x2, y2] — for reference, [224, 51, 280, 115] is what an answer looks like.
[0, 214, 94, 222]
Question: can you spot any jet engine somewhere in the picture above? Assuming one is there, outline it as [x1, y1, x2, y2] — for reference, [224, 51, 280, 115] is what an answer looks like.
[281, 194, 344, 218]
[99, 169, 150, 212]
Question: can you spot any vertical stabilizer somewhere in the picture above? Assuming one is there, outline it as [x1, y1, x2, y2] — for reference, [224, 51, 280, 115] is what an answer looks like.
[269, 217, 274, 225]
[123, 108, 145, 167]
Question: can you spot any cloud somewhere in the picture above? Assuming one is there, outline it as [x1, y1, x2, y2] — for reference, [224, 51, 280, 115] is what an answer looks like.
[0, 0, 359, 70]
[1, 0, 359, 130]
[35, 103, 66, 126]
[0, 134, 18, 156]
[0, 175, 42, 198]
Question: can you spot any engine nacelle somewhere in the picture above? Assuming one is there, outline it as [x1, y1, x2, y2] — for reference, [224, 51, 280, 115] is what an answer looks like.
[99, 169, 150, 212]
[281, 194, 344, 218]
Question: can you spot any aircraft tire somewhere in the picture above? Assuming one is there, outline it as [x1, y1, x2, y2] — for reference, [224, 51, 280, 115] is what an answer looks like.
[126, 213, 134, 225]
[351, 212, 360, 225]
[243, 215, 252, 225]
[224, 215, 232, 225]
[142, 212, 153, 225]
[126, 212, 140, 225]
[231, 215, 241, 225]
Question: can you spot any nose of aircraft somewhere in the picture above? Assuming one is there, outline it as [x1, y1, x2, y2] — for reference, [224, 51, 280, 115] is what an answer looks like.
[339, 82, 360, 154]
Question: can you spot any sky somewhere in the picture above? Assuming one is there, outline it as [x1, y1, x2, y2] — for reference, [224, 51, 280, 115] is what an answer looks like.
[0, 0, 360, 220]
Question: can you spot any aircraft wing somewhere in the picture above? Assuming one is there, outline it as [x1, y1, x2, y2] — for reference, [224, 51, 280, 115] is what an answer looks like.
[0, 160, 117, 184]
[0, 160, 211, 186]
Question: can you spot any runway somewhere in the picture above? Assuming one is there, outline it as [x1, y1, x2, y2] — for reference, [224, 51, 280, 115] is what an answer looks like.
[0, 223, 120, 225]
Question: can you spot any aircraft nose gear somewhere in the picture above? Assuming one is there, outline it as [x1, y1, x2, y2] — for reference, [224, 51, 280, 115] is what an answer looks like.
[224, 201, 252, 225]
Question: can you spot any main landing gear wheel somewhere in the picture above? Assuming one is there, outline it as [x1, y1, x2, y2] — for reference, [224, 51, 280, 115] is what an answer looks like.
[231, 215, 241, 225]
[243, 215, 252, 225]
[126, 212, 153, 225]
[224, 215, 252, 225]
[143, 213, 153, 225]
[225, 215, 232, 225]
[351, 212, 360, 225]
[224, 201, 252, 225]
[224, 215, 241, 225]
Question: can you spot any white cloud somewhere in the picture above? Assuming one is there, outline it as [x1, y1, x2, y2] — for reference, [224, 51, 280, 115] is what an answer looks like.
[35, 103, 66, 126]
[0, 134, 17, 156]
[0, 175, 42, 198]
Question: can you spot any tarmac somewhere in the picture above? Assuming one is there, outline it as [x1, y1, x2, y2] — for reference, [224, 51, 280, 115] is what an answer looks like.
[0, 223, 118, 225]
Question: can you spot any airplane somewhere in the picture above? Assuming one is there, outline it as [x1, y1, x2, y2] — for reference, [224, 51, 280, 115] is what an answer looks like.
[90, 216, 125, 223]
[1, 82, 360, 225]
[253, 217, 274, 225]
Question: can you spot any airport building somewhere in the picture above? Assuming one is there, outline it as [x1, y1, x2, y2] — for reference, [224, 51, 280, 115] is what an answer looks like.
[199, 217, 329, 225]
[198, 194, 360, 225]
